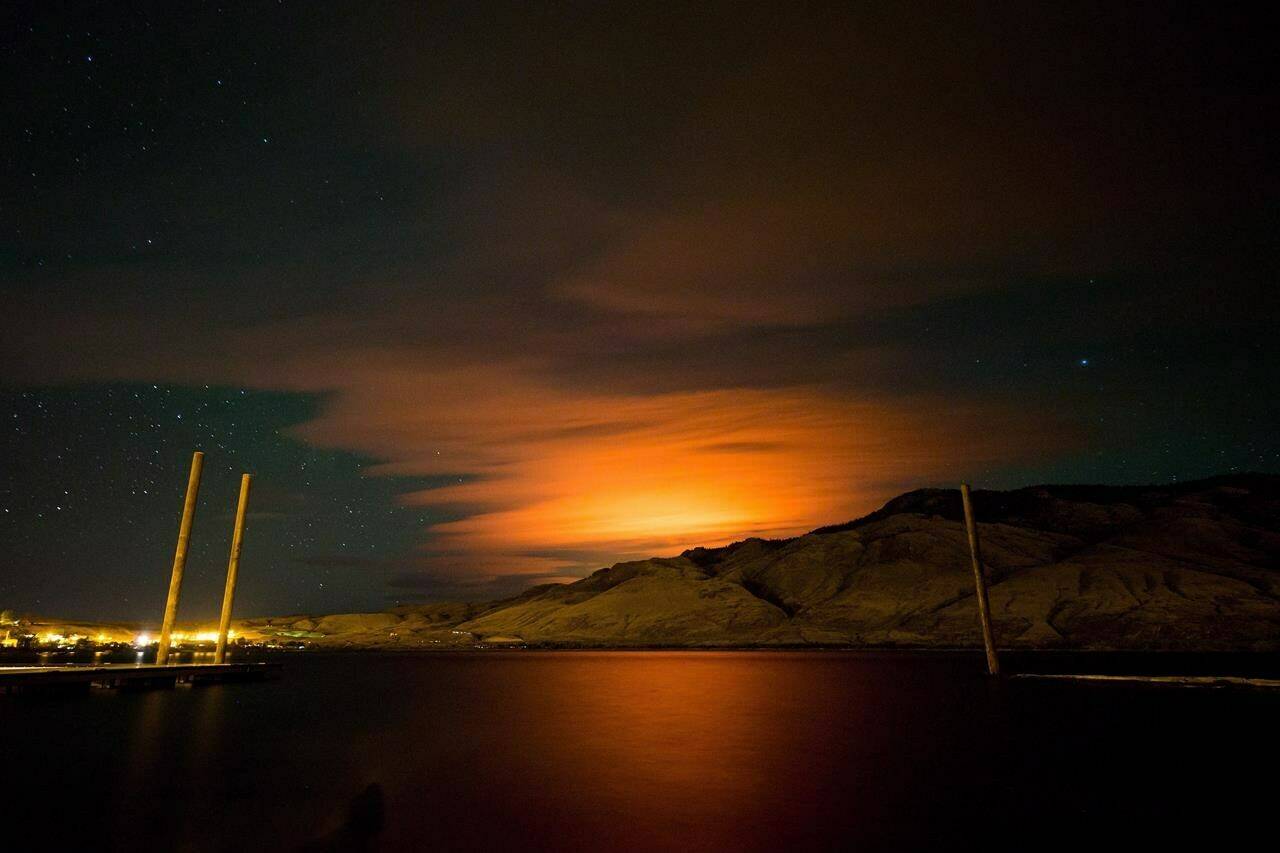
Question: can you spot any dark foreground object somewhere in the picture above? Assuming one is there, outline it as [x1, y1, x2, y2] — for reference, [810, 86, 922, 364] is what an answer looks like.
[0, 661, 280, 693]
[1, 652, 1276, 852]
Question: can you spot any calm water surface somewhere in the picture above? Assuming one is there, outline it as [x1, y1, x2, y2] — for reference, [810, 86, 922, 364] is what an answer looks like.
[3, 652, 1276, 851]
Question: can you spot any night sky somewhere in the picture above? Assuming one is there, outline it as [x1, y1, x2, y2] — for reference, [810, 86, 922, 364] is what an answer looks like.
[3, 2, 1277, 621]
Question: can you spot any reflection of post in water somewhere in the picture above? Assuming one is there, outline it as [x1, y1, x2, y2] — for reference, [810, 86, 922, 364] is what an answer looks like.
[960, 483, 1000, 676]
[190, 675, 228, 766]
[215, 474, 252, 664]
[156, 452, 204, 666]
[118, 690, 167, 800]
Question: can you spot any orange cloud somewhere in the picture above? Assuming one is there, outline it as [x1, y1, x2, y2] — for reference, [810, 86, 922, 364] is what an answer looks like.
[289, 363, 1069, 578]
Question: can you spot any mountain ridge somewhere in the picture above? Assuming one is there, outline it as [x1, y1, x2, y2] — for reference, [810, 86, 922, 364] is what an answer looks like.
[236, 473, 1280, 650]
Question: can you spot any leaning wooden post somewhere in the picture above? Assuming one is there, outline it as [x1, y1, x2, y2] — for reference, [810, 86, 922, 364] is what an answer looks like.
[214, 474, 252, 664]
[961, 483, 1001, 676]
[156, 451, 205, 666]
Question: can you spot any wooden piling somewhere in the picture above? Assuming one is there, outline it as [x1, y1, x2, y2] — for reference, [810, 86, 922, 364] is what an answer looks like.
[960, 483, 1000, 676]
[214, 474, 251, 664]
[156, 451, 204, 666]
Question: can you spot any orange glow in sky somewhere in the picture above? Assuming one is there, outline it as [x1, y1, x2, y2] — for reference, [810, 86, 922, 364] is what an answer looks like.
[291, 369, 1065, 580]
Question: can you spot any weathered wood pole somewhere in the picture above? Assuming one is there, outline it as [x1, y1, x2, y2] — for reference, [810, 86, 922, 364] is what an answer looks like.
[156, 451, 205, 666]
[960, 483, 1001, 676]
[214, 474, 252, 664]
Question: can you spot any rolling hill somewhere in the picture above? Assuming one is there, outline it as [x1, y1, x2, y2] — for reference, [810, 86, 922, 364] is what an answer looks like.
[241, 473, 1280, 650]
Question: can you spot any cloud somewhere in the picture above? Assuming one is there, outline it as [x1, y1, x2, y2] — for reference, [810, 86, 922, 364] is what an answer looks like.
[1, 168, 1084, 587]
[291, 367, 1074, 576]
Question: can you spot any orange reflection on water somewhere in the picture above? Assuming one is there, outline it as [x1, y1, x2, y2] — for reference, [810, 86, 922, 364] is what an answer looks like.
[510, 652, 838, 852]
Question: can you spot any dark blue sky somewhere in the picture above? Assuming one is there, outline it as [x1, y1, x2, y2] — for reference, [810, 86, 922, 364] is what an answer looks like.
[0, 385, 458, 619]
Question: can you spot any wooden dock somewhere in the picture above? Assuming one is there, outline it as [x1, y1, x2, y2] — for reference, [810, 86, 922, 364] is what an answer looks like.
[0, 662, 281, 694]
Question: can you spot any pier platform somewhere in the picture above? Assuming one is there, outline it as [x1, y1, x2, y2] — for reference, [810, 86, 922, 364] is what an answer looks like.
[0, 662, 281, 694]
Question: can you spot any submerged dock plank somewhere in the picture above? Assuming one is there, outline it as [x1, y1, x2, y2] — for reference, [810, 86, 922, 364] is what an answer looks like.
[1012, 673, 1280, 689]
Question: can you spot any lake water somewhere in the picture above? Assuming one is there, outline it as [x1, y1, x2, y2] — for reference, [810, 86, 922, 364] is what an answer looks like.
[3, 651, 1276, 851]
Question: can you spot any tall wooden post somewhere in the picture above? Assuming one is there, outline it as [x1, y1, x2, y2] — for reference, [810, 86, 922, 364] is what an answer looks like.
[156, 451, 204, 666]
[214, 474, 252, 664]
[961, 483, 1001, 676]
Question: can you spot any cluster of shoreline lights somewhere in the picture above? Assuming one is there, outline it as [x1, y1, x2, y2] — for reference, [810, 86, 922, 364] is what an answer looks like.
[132, 630, 236, 647]
[0, 629, 237, 649]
